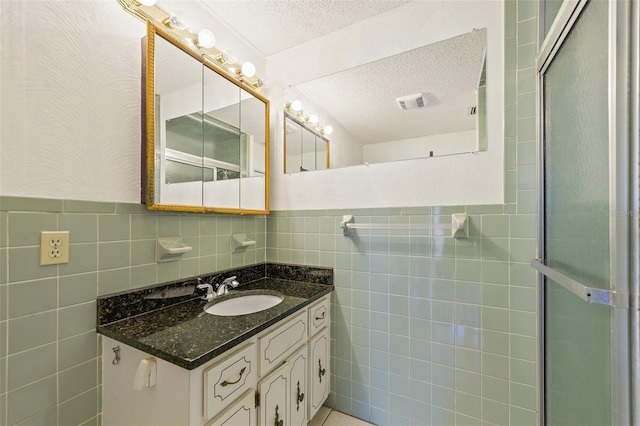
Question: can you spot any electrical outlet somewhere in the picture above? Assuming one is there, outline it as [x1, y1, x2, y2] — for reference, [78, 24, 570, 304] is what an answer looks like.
[40, 231, 70, 265]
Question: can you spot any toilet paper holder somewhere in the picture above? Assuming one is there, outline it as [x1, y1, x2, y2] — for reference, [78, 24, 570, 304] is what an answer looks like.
[133, 357, 157, 391]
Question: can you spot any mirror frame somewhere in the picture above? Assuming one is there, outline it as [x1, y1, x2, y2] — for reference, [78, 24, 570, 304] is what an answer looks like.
[283, 111, 330, 173]
[142, 22, 270, 214]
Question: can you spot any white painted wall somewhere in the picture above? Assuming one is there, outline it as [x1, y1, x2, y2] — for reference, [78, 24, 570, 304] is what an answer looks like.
[266, 1, 504, 210]
[363, 130, 477, 164]
[0, 1, 144, 202]
[329, 122, 364, 169]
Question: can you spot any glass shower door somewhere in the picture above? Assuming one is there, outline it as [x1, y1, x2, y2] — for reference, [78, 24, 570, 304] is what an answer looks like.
[536, 0, 632, 425]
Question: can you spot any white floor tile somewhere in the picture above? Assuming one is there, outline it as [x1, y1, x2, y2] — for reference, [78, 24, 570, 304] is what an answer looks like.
[308, 406, 332, 426]
[323, 410, 374, 426]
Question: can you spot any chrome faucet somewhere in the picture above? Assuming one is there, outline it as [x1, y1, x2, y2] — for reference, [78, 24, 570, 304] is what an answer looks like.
[216, 276, 239, 296]
[196, 282, 215, 301]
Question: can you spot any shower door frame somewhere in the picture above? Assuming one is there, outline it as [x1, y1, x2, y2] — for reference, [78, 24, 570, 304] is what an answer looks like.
[535, 1, 639, 425]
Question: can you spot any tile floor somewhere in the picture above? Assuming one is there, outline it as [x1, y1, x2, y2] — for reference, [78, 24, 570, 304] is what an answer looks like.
[309, 406, 375, 426]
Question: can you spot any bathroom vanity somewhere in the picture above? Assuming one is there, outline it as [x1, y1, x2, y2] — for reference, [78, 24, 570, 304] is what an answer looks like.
[97, 263, 333, 426]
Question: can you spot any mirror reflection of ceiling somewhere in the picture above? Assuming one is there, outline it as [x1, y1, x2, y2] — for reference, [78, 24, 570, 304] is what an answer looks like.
[196, 0, 413, 56]
[292, 29, 486, 144]
[155, 33, 202, 96]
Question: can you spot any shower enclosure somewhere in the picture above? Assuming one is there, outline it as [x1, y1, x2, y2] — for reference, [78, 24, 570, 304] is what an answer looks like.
[536, 0, 639, 425]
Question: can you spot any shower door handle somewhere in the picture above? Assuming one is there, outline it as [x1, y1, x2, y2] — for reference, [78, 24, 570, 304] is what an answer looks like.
[531, 259, 627, 308]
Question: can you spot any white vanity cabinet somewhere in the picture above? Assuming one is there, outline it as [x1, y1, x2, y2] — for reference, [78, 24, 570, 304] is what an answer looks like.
[101, 294, 331, 426]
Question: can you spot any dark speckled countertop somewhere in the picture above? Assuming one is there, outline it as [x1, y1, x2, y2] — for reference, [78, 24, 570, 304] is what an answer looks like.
[97, 263, 333, 370]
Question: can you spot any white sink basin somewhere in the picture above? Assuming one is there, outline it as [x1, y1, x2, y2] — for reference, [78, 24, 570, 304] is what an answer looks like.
[205, 292, 284, 316]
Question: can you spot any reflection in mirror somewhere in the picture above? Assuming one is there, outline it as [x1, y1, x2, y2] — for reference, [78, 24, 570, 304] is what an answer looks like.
[283, 28, 486, 171]
[203, 64, 241, 209]
[240, 89, 268, 210]
[143, 22, 269, 214]
[284, 113, 330, 173]
[153, 31, 204, 207]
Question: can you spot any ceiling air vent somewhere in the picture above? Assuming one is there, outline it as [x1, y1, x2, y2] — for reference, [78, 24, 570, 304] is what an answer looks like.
[396, 93, 429, 110]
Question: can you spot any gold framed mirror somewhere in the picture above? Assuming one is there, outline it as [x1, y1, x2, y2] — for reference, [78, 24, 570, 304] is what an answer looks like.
[142, 22, 269, 214]
[284, 112, 330, 173]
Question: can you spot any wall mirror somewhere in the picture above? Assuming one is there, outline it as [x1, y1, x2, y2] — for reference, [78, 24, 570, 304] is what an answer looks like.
[142, 22, 269, 214]
[283, 28, 486, 172]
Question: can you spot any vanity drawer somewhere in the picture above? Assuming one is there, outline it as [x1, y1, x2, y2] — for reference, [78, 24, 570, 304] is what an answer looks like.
[206, 389, 256, 426]
[204, 342, 257, 421]
[258, 310, 307, 376]
[308, 296, 330, 336]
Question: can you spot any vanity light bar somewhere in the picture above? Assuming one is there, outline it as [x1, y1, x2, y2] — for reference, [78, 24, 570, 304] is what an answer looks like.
[117, 0, 264, 90]
[284, 101, 333, 137]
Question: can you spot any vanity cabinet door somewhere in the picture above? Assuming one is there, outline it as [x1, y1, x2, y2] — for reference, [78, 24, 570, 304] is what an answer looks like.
[206, 389, 256, 426]
[257, 364, 289, 426]
[287, 348, 307, 426]
[308, 328, 330, 420]
[204, 342, 257, 421]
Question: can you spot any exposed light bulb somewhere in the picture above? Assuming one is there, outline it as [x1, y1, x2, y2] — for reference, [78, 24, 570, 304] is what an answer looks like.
[324, 125, 333, 135]
[290, 100, 302, 112]
[241, 62, 256, 78]
[309, 114, 319, 124]
[197, 29, 215, 49]
[138, 0, 157, 5]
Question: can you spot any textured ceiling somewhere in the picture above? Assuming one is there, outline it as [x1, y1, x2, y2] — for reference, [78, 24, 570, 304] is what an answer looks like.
[292, 29, 487, 144]
[198, 0, 412, 56]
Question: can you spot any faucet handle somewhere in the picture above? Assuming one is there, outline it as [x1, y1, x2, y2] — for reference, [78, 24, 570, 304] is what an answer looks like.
[215, 276, 240, 296]
[196, 283, 215, 301]
[222, 276, 240, 288]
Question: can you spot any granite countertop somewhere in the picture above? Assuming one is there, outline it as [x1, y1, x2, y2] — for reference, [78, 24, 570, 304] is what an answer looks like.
[97, 277, 333, 370]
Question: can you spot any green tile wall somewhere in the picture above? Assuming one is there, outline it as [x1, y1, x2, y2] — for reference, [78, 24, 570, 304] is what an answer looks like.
[0, 198, 265, 425]
[263, 1, 539, 424]
[266, 203, 538, 424]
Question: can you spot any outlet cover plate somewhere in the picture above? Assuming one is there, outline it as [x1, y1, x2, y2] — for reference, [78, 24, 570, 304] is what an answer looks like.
[40, 231, 69, 265]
